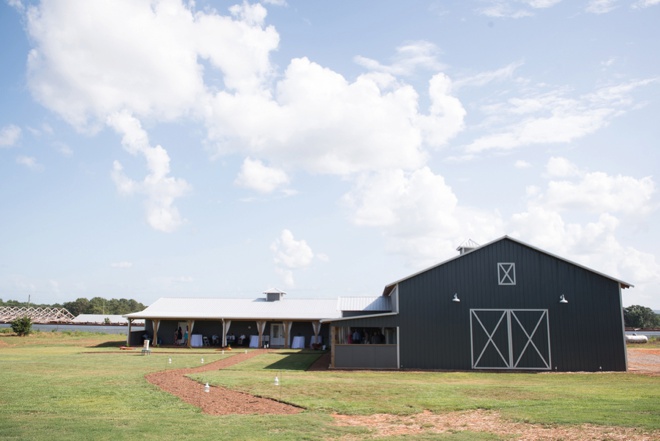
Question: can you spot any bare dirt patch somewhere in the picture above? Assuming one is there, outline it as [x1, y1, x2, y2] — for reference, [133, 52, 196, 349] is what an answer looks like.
[333, 410, 657, 440]
[627, 346, 660, 376]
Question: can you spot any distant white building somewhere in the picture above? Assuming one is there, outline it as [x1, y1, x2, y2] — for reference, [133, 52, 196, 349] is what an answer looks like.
[72, 314, 144, 326]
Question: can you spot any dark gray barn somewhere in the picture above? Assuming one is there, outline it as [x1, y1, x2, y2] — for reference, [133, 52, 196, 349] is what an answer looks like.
[327, 236, 631, 372]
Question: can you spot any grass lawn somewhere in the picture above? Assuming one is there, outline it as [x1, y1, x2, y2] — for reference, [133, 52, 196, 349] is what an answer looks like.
[1, 331, 658, 441]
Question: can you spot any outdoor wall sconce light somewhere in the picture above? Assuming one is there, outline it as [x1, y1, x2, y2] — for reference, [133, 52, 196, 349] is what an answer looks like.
[559, 294, 568, 304]
[452, 293, 461, 303]
[204, 383, 210, 393]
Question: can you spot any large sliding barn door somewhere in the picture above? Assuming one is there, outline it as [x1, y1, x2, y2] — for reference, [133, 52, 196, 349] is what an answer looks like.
[470, 309, 551, 370]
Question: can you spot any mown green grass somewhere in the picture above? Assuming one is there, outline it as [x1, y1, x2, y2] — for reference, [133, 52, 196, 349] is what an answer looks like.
[196, 351, 659, 428]
[1, 332, 658, 441]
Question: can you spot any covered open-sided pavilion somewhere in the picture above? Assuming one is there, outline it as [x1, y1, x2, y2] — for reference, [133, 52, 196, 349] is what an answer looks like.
[124, 290, 389, 350]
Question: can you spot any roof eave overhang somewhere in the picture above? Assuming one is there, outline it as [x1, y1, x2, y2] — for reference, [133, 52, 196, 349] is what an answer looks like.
[321, 311, 399, 324]
[124, 314, 340, 321]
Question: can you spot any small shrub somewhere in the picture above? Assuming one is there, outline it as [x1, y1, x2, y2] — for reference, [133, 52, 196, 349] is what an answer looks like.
[10, 316, 33, 336]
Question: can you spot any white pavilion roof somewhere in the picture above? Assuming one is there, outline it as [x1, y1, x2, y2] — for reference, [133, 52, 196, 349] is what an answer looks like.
[124, 296, 346, 321]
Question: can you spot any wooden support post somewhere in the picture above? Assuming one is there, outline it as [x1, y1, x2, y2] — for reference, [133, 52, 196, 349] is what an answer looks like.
[152, 319, 160, 347]
[187, 320, 194, 348]
[284, 321, 291, 349]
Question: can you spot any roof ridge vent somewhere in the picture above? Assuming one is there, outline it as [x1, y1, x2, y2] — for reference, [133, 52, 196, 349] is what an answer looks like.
[457, 239, 480, 255]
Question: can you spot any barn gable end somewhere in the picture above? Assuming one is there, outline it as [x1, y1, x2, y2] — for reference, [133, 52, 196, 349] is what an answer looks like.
[329, 236, 629, 372]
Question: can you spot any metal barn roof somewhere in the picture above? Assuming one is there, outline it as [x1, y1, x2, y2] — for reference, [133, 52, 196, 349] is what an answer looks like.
[337, 296, 391, 312]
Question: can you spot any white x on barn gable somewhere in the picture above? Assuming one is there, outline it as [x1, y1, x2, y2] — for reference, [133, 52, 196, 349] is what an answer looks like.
[498, 263, 516, 285]
[470, 309, 551, 370]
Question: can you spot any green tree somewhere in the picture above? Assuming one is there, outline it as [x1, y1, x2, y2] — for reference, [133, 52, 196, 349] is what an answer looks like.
[106, 298, 122, 314]
[89, 297, 107, 314]
[62, 298, 90, 316]
[10, 316, 33, 336]
[624, 305, 659, 329]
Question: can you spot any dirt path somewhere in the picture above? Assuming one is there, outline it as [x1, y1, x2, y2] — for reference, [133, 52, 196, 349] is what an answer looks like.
[627, 346, 660, 376]
[145, 349, 302, 415]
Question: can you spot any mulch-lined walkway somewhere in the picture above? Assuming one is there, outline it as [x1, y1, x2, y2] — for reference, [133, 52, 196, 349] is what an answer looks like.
[145, 349, 303, 415]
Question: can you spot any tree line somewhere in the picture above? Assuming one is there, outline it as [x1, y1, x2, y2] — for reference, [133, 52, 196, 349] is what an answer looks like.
[624, 305, 660, 329]
[2, 298, 657, 327]
[0, 297, 146, 317]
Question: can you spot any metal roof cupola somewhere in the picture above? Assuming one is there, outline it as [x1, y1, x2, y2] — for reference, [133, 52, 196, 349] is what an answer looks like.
[456, 239, 480, 255]
[264, 288, 286, 302]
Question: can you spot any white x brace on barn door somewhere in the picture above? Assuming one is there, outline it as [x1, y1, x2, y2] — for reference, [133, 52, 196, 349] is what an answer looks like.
[470, 309, 551, 370]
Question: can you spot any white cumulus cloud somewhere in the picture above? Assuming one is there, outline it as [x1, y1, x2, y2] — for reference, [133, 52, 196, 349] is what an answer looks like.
[271, 229, 315, 287]
[508, 159, 660, 304]
[477, 0, 562, 18]
[633, 0, 660, 8]
[536, 157, 655, 216]
[23, 1, 471, 231]
[0, 124, 21, 147]
[16, 155, 43, 171]
[416, 73, 466, 148]
[343, 167, 503, 267]
[108, 112, 190, 233]
[234, 157, 290, 193]
[25, 0, 210, 131]
[586, 0, 618, 14]
[206, 55, 466, 175]
[545, 156, 581, 178]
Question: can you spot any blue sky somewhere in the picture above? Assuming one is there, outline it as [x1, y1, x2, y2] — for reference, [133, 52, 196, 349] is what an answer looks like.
[1, 0, 659, 309]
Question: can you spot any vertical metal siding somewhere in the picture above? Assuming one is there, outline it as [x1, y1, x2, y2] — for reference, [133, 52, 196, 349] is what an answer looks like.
[396, 238, 626, 371]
